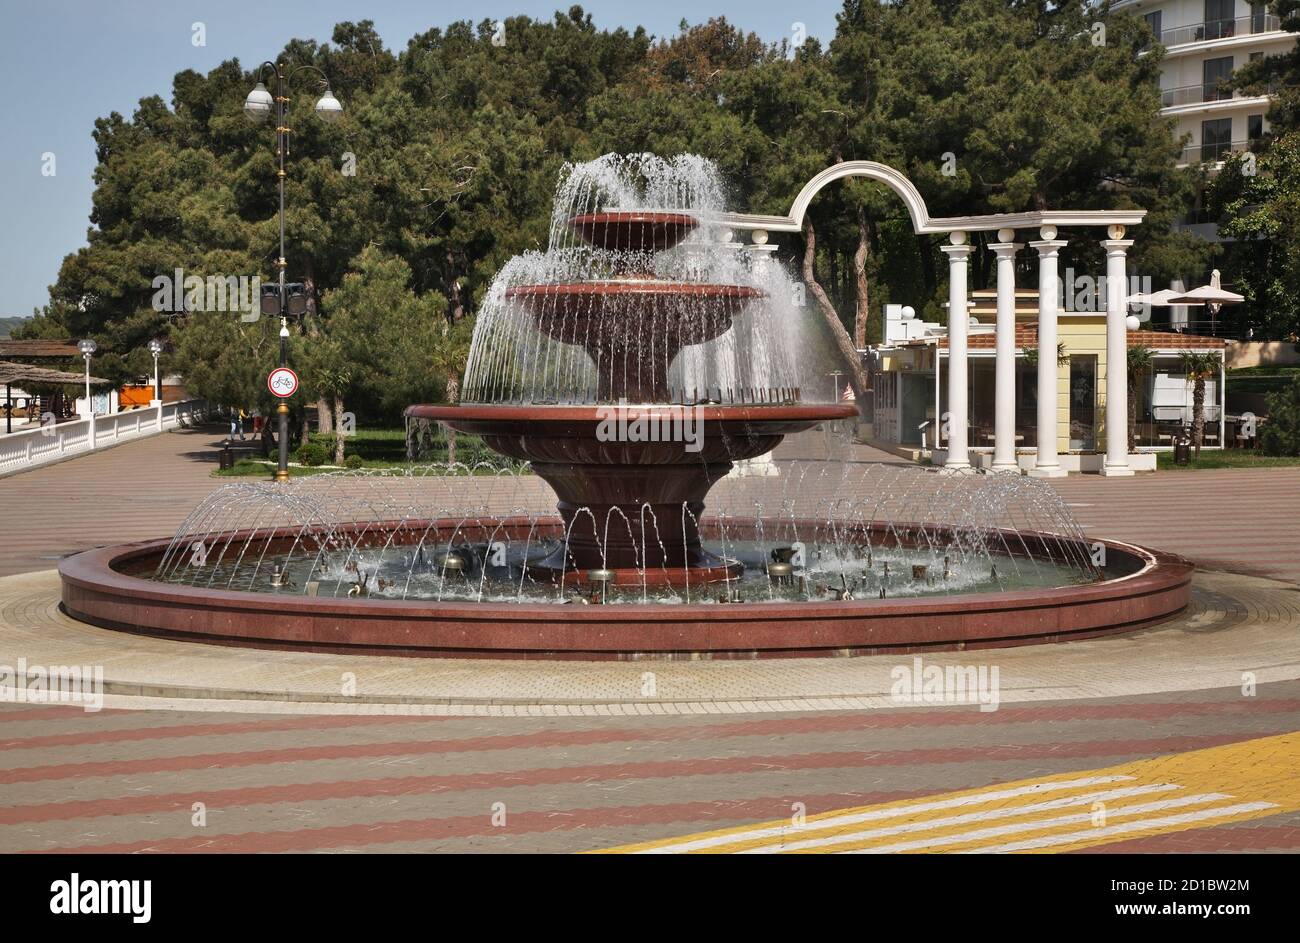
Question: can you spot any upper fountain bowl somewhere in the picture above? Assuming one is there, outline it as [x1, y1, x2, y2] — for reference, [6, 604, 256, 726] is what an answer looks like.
[569, 211, 698, 252]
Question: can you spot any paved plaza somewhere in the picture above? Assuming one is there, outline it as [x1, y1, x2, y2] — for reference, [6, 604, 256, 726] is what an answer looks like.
[1, 427, 1299, 852]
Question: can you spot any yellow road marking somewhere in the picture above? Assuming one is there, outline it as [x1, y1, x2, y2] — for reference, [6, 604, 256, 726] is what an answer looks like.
[597, 731, 1300, 854]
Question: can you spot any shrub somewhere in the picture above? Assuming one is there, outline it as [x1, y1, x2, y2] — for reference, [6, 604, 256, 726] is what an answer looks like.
[344, 453, 364, 469]
[1260, 378, 1300, 456]
[296, 442, 328, 466]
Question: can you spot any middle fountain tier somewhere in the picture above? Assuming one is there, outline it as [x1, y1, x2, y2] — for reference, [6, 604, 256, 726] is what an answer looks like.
[408, 160, 855, 586]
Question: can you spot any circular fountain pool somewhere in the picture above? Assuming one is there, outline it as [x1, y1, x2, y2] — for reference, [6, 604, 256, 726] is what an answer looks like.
[58, 462, 1192, 660]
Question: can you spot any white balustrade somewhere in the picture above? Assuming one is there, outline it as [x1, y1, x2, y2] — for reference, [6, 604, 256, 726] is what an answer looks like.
[0, 400, 207, 478]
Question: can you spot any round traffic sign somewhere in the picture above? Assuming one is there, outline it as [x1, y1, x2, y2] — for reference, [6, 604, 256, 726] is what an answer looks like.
[267, 367, 299, 398]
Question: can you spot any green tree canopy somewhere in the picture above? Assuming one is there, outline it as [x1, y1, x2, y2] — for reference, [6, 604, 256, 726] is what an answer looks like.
[21, 3, 1211, 413]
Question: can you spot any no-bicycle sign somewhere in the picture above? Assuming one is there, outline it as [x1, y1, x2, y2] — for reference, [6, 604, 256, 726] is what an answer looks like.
[267, 367, 299, 398]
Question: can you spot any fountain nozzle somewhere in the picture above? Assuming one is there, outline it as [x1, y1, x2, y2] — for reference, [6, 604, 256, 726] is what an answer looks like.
[586, 568, 615, 604]
[438, 551, 467, 574]
[766, 561, 794, 585]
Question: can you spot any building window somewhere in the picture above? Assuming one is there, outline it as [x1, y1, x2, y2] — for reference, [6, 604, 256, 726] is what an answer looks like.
[1069, 357, 1097, 452]
[1201, 117, 1233, 161]
[1144, 10, 1163, 44]
[1202, 56, 1234, 102]
[1248, 114, 1265, 141]
[1251, 3, 1269, 33]
[1205, 0, 1235, 39]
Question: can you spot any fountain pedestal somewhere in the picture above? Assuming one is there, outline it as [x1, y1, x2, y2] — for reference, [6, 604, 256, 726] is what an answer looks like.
[408, 403, 853, 584]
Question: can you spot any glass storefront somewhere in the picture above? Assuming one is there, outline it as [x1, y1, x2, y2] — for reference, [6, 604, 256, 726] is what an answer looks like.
[946, 357, 1038, 452]
[919, 352, 1220, 455]
[1130, 357, 1222, 449]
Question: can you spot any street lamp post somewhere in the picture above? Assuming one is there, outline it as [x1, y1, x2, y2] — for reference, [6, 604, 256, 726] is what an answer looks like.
[244, 61, 342, 482]
[148, 338, 163, 404]
[77, 339, 97, 417]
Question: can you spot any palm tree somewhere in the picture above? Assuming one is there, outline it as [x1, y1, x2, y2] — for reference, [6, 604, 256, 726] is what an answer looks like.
[1022, 343, 1068, 368]
[1126, 346, 1154, 452]
[1178, 350, 1220, 458]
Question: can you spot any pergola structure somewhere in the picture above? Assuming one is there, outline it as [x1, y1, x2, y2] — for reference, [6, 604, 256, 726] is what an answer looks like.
[0, 360, 110, 434]
[716, 160, 1146, 476]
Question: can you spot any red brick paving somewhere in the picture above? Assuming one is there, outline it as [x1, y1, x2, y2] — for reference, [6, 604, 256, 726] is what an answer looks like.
[0, 423, 230, 577]
[33, 792, 929, 855]
[4, 689, 1300, 853]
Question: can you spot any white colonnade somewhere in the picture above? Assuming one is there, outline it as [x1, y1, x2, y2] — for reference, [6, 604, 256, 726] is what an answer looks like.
[939, 225, 1132, 476]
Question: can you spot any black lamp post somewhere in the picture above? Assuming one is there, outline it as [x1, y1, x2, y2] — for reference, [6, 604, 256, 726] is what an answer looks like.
[244, 61, 342, 482]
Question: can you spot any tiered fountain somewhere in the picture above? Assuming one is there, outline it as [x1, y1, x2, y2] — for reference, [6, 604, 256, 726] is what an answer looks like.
[406, 202, 854, 587]
[57, 154, 1193, 659]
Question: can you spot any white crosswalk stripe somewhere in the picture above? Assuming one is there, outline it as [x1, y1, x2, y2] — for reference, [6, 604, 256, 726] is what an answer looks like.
[741, 784, 1183, 854]
[637, 775, 1136, 854]
[839, 794, 1250, 854]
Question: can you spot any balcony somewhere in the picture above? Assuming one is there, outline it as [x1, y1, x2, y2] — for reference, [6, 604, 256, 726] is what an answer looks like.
[1178, 139, 1253, 165]
[1161, 78, 1276, 108]
[1154, 14, 1281, 48]
[1162, 80, 1234, 107]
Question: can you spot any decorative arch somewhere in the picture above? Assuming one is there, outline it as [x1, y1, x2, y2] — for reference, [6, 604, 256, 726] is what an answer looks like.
[786, 161, 933, 234]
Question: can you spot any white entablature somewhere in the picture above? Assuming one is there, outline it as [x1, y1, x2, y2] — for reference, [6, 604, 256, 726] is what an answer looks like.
[709, 160, 1146, 235]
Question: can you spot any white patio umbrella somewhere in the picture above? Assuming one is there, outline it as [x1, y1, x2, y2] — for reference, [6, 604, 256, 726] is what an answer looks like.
[1169, 271, 1243, 334]
[1128, 288, 1204, 307]
[1126, 287, 1204, 331]
[1169, 285, 1244, 304]
[1170, 269, 1243, 305]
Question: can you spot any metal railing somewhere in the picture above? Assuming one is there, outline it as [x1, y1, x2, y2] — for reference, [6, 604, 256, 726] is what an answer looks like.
[1132, 317, 1251, 340]
[1178, 138, 1253, 164]
[1162, 75, 1280, 108]
[0, 399, 208, 478]
[1161, 80, 1236, 107]
[1155, 14, 1281, 48]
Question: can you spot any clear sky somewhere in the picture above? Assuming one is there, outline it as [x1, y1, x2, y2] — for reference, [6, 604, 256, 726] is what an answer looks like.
[0, 0, 841, 317]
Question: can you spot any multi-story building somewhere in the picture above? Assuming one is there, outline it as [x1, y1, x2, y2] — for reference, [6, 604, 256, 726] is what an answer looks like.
[1116, 0, 1292, 168]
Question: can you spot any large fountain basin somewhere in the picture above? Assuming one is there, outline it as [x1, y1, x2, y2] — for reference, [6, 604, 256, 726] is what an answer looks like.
[58, 523, 1191, 660]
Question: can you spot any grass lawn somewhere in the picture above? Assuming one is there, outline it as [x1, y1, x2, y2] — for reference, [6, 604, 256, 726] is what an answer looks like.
[214, 458, 345, 478]
[212, 426, 529, 477]
[1155, 449, 1300, 470]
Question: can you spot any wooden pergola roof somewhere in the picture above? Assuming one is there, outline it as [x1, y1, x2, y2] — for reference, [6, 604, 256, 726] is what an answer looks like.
[0, 361, 110, 386]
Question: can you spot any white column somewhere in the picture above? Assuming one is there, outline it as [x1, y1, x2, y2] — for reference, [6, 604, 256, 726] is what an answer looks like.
[989, 229, 1022, 472]
[1028, 228, 1068, 478]
[940, 233, 971, 471]
[1100, 230, 1136, 476]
